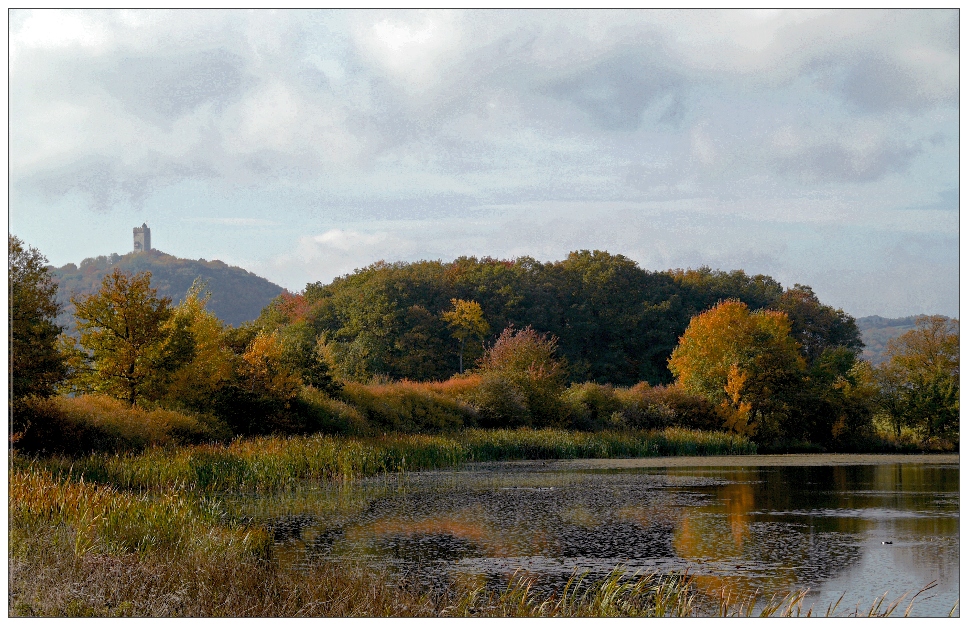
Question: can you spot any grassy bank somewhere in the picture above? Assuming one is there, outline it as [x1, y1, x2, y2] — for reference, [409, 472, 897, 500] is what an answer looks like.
[14, 427, 755, 493]
[9, 427, 756, 616]
[13, 428, 955, 617]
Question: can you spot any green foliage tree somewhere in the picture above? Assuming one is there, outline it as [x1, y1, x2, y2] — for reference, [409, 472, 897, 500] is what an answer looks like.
[668, 300, 805, 442]
[70, 268, 193, 406]
[442, 298, 489, 374]
[773, 284, 863, 365]
[278, 320, 341, 394]
[877, 316, 959, 441]
[9, 235, 67, 432]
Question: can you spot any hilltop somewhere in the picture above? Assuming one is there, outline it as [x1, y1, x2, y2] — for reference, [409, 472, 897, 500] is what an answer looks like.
[856, 315, 959, 365]
[52, 249, 285, 329]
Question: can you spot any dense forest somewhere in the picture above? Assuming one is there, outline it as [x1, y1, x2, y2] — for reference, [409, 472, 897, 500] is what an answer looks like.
[256, 251, 861, 386]
[51, 249, 284, 328]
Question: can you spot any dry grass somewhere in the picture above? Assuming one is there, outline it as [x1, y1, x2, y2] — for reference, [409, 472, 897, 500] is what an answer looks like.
[16, 394, 227, 453]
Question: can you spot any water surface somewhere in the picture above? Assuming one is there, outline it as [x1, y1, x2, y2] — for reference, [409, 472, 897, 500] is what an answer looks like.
[230, 456, 959, 616]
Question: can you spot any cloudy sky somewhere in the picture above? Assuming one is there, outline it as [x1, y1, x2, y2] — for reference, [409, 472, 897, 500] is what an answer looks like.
[9, 9, 959, 318]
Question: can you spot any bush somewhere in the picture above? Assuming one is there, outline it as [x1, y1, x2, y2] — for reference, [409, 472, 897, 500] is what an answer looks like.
[476, 326, 569, 428]
[338, 381, 476, 433]
[14, 395, 229, 454]
[561, 382, 624, 431]
[297, 387, 369, 436]
[460, 373, 530, 428]
[615, 383, 720, 431]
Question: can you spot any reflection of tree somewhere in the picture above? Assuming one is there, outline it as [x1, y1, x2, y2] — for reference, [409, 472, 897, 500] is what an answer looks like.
[669, 467, 868, 600]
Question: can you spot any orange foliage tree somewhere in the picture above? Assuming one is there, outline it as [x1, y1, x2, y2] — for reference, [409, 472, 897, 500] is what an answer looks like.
[668, 300, 805, 441]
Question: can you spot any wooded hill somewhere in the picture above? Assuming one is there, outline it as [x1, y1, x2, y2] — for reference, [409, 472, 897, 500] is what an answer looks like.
[52, 250, 284, 330]
[856, 315, 959, 366]
[256, 250, 863, 386]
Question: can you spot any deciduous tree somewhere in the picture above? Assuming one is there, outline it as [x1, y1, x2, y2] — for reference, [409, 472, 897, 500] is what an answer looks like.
[668, 300, 805, 441]
[442, 298, 489, 374]
[71, 269, 191, 406]
[877, 316, 959, 440]
[9, 235, 67, 432]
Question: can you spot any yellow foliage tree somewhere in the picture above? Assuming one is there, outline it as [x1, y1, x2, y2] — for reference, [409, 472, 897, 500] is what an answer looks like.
[164, 281, 236, 408]
[239, 331, 302, 405]
[441, 298, 490, 374]
[668, 300, 805, 440]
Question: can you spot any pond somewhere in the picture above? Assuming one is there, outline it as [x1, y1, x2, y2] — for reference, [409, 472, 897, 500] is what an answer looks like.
[228, 454, 959, 617]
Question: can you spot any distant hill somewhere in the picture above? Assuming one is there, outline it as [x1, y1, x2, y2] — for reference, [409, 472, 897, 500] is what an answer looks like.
[52, 249, 285, 330]
[856, 314, 959, 366]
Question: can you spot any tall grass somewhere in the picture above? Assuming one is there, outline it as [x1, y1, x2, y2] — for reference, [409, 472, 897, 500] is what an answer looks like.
[9, 466, 271, 559]
[16, 395, 229, 454]
[339, 380, 477, 432]
[16, 427, 754, 494]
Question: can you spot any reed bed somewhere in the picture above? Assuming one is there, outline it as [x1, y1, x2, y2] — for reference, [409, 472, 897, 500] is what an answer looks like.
[14, 427, 754, 493]
[12, 428, 952, 617]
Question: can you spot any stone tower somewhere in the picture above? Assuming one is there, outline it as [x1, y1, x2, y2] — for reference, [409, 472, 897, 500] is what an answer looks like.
[133, 223, 151, 252]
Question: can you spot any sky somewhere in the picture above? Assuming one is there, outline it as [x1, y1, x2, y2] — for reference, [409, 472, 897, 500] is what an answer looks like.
[8, 9, 960, 318]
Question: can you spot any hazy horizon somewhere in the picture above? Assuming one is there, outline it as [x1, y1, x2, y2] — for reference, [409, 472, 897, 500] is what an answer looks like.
[9, 9, 959, 319]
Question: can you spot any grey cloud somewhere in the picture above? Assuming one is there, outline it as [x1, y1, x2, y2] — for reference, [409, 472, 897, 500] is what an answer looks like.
[545, 51, 683, 131]
[772, 138, 922, 184]
[829, 55, 957, 113]
[24, 154, 205, 211]
[100, 49, 253, 125]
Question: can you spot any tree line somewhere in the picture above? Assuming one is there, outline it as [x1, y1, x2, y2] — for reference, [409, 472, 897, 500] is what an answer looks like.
[10, 235, 959, 450]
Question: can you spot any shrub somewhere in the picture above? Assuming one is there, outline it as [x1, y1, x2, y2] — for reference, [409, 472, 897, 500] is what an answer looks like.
[615, 383, 720, 431]
[460, 373, 530, 428]
[297, 387, 369, 436]
[339, 381, 476, 433]
[476, 326, 569, 427]
[15, 395, 229, 454]
[561, 382, 624, 431]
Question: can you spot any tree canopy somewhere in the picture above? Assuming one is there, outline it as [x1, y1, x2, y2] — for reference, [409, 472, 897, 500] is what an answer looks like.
[69, 269, 192, 406]
[9, 235, 66, 415]
[877, 316, 959, 439]
[668, 300, 805, 440]
[262, 251, 815, 385]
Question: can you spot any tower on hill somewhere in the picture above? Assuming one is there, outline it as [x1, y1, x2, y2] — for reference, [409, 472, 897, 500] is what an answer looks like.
[133, 223, 151, 253]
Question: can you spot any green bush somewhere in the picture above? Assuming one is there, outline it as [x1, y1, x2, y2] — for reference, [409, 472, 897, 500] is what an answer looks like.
[616, 383, 720, 431]
[460, 372, 530, 428]
[561, 382, 624, 431]
[297, 387, 369, 435]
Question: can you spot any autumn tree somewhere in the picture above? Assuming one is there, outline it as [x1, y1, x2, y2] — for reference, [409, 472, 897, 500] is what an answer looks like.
[668, 300, 805, 441]
[442, 298, 489, 374]
[877, 316, 959, 440]
[70, 269, 192, 406]
[474, 325, 568, 427]
[162, 280, 236, 410]
[9, 236, 67, 433]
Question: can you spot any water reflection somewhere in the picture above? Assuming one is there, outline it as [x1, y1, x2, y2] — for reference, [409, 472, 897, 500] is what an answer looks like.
[229, 460, 958, 617]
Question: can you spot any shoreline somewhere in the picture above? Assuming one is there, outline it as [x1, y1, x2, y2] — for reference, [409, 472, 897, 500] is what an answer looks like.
[486, 453, 959, 470]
